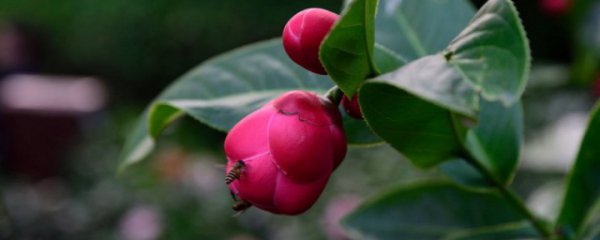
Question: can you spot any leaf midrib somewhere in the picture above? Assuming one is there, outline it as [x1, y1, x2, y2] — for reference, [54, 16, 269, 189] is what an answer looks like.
[393, 7, 428, 57]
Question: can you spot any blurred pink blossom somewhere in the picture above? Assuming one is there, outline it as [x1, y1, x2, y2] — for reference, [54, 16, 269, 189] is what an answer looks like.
[119, 206, 163, 240]
[322, 195, 361, 240]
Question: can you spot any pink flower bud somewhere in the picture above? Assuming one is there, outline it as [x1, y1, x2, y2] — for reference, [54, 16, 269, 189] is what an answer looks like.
[224, 91, 346, 215]
[283, 8, 339, 75]
[341, 94, 363, 120]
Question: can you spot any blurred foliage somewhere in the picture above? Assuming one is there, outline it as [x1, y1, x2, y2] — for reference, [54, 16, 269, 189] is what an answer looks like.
[0, 0, 342, 105]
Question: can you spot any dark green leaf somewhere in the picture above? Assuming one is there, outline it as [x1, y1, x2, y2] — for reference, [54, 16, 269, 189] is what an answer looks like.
[446, 221, 538, 240]
[439, 158, 490, 188]
[464, 100, 523, 185]
[375, 0, 475, 61]
[342, 112, 382, 147]
[369, 55, 478, 117]
[320, 0, 379, 96]
[343, 181, 535, 240]
[373, 43, 406, 74]
[359, 0, 530, 173]
[446, 0, 531, 105]
[557, 102, 600, 236]
[359, 82, 467, 167]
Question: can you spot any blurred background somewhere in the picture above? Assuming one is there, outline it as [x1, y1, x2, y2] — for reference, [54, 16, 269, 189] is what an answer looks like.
[0, 0, 598, 239]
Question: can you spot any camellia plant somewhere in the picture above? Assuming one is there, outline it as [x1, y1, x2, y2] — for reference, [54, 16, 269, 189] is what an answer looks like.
[119, 0, 600, 239]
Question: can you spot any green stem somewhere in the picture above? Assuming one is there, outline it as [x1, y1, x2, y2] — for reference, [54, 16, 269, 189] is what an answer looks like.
[325, 86, 343, 105]
[462, 151, 554, 238]
[449, 113, 553, 238]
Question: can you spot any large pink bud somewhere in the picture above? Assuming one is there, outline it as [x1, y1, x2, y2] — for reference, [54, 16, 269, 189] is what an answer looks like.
[283, 8, 339, 75]
[224, 91, 346, 215]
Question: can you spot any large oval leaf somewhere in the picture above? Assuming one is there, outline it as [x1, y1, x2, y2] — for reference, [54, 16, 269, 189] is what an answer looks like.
[464, 100, 523, 185]
[120, 39, 336, 171]
[359, 81, 467, 168]
[446, 0, 531, 105]
[342, 181, 537, 240]
[359, 0, 529, 182]
[375, 0, 475, 61]
[320, 0, 379, 96]
[557, 102, 600, 236]
[368, 55, 478, 117]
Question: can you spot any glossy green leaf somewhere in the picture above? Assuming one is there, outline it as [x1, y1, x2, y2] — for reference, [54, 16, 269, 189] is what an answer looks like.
[359, 55, 476, 167]
[320, 0, 379, 96]
[369, 55, 478, 117]
[446, 0, 531, 105]
[120, 39, 333, 171]
[343, 181, 535, 240]
[439, 158, 490, 188]
[465, 100, 523, 185]
[359, 0, 530, 173]
[446, 222, 538, 240]
[342, 113, 382, 147]
[359, 82, 467, 168]
[373, 43, 406, 74]
[375, 0, 475, 61]
[557, 102, 600, 236]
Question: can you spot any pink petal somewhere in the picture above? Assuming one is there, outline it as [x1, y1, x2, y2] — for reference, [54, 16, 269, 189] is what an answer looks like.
[268, 112, 334, 183]
[273, 173, 330, 215]
[224, 105, 274, 161]
[228, 153, 278, 208]
[329, 124, 347, 170]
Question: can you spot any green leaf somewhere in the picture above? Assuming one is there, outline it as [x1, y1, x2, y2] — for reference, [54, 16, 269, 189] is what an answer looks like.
[557, 102, 600, 236]
[464, 100, 523, 185]
[580, 201, 600, 240]
[342, 181, 536, 240]
[342, 112, 382, 147]
[373, 43, 406, 74]
[446, 221, 538, 240]
[446, 0, 531, 105]
[320, 0, 379, 96]
[369, 55, 478, 117]
[578, 203, 600, 240]
[359, 0, 530, 173]
[359, 55, 476, 168]
[359, 82, 467, 168]
[375, 0, 475, 61]
[439, 158, 490, 188]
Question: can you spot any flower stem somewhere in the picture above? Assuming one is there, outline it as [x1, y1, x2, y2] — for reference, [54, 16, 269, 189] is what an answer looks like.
[462, 151, 554, 238]
[325, 86, 343, 105]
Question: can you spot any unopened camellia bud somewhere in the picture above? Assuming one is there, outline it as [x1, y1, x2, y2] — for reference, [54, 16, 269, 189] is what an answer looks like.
[224, 91, 346, 215]
[341, 94, 363, 120]
[283, 8, 339, 75]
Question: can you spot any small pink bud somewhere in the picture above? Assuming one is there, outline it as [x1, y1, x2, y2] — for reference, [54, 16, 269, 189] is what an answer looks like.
[224, 91, 346, 215]
[539, 0, 571, 16]
[341, 94, 363, 120]
[283, 8, 339, 75]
